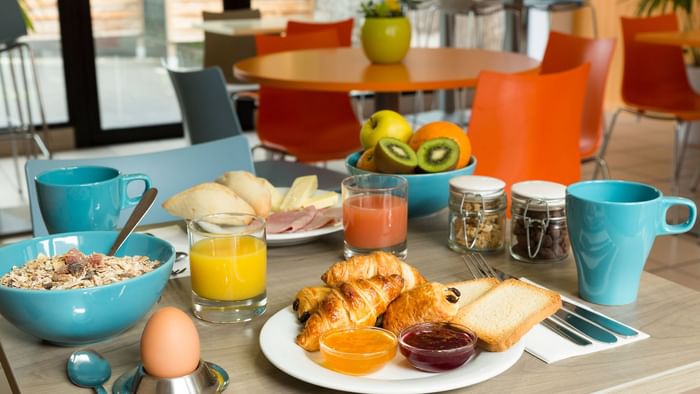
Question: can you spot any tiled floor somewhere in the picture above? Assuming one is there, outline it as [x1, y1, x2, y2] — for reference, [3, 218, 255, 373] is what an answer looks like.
[0, 112, 699, 393]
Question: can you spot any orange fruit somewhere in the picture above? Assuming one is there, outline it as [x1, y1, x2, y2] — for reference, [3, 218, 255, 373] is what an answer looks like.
[356, 148, 378, 172]
[408, 121, 471, 169]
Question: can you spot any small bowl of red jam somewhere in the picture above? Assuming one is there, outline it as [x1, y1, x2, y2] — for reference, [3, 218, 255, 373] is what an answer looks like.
[398, 322, 477, 372]
[319, 326, 397, 376]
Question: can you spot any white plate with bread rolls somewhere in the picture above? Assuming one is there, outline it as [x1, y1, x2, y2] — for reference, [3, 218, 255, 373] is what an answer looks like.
[260, 306, 524, 394]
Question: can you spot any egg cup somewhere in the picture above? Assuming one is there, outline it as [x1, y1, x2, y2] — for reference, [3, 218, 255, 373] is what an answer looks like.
[113, 360, 229, 393]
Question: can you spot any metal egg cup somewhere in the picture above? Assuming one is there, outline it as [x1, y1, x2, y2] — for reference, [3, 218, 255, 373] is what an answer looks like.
[113, 360, 228, 393]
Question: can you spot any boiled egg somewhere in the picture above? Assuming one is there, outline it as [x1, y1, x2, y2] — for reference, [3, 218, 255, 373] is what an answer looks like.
[140, 307, 201, 378]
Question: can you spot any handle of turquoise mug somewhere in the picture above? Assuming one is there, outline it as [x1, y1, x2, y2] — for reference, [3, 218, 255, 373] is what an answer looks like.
[120, 174, 151, 208]
[658, 196, 697, 235]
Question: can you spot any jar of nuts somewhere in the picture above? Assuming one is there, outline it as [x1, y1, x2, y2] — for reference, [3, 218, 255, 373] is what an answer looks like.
[448, 175, 506, 253]
[509, 180, 569, 263]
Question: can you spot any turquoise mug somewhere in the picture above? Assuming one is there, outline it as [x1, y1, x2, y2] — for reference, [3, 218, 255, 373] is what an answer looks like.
[35, 166, 151, 234]
[566, 180, 697, 305]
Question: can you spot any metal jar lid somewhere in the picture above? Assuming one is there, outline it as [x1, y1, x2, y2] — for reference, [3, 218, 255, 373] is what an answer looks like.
[511, 180, 566, 210]
[449, 175, 505, 198]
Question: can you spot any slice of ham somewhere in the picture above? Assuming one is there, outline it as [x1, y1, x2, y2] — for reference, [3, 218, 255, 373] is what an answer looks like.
[267, 206, 317, 234]
[299, 207, 343, 232]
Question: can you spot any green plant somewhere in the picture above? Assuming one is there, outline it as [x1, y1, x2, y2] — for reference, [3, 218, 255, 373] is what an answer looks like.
[18, 0, 34, 31]
[634, 0, 700, 64]
[360, 0, 423, 18]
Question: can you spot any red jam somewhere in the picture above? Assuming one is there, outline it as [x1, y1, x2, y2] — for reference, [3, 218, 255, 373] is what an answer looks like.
[398, 322, 477, 372]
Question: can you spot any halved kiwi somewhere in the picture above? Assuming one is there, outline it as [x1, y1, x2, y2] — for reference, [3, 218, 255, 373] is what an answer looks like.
[374, 138, 417, 174]
[416, 138, 460, 173]
[356, 148, 377, 172]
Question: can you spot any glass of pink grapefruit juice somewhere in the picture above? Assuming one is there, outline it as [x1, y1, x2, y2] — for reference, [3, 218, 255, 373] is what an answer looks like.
[342, 175, 408, 259]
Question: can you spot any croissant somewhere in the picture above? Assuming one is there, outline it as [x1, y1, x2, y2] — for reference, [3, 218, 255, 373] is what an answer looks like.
[383, 282, 461, 335]
[292, 286, 332, 323]
[296, 274, 404, 352]
[321, 251, 426, 291]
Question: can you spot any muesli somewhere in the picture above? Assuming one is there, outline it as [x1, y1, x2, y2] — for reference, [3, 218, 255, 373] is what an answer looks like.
[0, 248, 160, 290]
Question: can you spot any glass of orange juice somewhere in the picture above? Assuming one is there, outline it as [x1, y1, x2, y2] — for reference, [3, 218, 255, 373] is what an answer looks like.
[342, 175, 408, 259]
[187, 213, 266, 323]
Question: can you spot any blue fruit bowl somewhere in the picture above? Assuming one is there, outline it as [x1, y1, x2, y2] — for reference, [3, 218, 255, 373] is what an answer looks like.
[0, 231, 174, 345]
[346, 152, 478, 217]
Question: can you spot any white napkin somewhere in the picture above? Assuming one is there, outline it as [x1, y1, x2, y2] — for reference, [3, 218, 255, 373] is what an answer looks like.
[141, 224, 191, 279]
[521, 278, 649, 364]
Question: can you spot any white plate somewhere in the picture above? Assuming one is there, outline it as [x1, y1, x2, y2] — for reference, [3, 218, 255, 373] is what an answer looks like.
[267, 188, 342, 247]
[259, 307, 525, 394]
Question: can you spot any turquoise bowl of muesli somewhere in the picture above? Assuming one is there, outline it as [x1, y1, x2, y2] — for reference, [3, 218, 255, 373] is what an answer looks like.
[0, 231, 174, 345]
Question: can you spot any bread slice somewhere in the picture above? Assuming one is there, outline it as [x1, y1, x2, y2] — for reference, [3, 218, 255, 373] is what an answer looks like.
[450, 279, 561, 352]
[216, 171, 272, 217]
[446, 278, 500, 309]
[162, 182, 255, 220]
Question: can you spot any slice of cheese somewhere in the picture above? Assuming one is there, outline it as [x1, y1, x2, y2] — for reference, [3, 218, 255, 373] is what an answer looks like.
[279, 175, 318, 211]
[301, 191, 338, 210]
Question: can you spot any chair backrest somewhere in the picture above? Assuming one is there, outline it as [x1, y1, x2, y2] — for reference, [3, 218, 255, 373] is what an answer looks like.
[26, 135, 254, 236]
[202, 9, 261, 84]
[620, 14, 691, 107]
[540, 31, 615, 158]
[254, 30, 361, 162]
[468, 64, 590, 197]
[166, 65, 243, 145]
[0, 0, 27, 45]
[285, 18, 354, 47]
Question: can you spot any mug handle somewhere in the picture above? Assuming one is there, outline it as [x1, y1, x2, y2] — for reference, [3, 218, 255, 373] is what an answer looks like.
[120, 174, 152, 208]
[658, 196, 697, 235]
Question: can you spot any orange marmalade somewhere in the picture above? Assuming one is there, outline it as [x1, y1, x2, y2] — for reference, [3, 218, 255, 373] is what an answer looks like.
[319, 327, 397, 375]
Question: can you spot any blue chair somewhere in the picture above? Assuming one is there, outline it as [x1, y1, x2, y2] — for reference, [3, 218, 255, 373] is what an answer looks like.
[25, 135, 255, 236]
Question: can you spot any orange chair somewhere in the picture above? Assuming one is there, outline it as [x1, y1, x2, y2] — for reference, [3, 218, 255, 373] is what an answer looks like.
[254, 30, 362, 162]
[285, 18, 354, 47]
[540, 31, 615, 179]
[468, 64, 590, 200]
[604, 15, 700, 196]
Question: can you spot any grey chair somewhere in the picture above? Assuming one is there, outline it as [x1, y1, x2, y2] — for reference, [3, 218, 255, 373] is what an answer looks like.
[526, 1, 598, 38]
[25, 135, 255, 236]
[0, 0, 50, 195]
[165, 65, 348, 188]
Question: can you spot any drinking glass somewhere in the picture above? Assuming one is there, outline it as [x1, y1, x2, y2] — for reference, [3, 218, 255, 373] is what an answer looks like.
[187, 213, 267, 323]
[342, 174, 408, 259]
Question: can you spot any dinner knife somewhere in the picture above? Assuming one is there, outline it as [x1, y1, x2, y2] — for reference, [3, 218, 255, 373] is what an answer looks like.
[541, 317, 592, 346]
[561, 300, 638, 338]
[488, 266, 620, 343]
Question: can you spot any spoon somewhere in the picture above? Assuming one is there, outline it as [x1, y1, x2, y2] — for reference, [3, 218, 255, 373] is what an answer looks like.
[66, 349, 111, 394]
[108, 188, 158, 256]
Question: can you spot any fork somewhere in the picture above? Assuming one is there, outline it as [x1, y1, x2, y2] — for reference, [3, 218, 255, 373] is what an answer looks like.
[462, 253, 593, 346]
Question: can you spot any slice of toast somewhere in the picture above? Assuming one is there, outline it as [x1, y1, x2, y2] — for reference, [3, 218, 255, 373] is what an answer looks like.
[446, 278, 500, 309]
[450, 279, 561, 352]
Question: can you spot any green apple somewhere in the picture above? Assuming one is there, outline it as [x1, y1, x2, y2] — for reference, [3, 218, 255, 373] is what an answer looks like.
[360, 110, 412, 149]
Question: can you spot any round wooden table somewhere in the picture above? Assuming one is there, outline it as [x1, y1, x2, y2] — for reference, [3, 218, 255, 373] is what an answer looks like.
[636, 31, 700, 47]
[234, 47, 540, 111]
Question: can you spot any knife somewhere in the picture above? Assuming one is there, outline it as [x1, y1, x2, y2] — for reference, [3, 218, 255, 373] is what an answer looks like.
[561, 300, 638, 338]
[541, 317, 592, 346]
[489, 266, 620, 344]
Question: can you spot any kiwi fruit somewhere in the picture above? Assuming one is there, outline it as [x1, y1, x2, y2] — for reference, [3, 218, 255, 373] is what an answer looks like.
[374, 138, 417, 174]
[416, 138, 460, 173]
[356, 148, 378, 172]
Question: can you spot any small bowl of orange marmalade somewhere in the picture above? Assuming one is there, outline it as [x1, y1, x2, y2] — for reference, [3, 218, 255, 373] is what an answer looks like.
[319, 326, 397, 376]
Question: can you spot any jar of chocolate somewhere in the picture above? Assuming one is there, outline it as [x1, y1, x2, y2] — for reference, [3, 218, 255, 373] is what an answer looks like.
[509, 181, 569, 263]
[448, 175, 506, 253]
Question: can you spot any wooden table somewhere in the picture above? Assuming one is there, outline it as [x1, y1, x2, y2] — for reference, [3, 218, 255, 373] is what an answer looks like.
[192, 15, 313, 36]
[234, 47, 540, 111]
[636, 31, 700, 47]
[2, 213, 700, 393]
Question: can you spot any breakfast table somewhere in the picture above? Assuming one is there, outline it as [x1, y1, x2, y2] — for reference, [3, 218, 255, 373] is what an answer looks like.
[234, 47, 540, 112]
[2, 212, 700, 393]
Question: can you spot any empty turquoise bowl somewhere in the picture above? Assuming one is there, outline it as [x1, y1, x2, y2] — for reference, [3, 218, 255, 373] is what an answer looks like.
[345, 152, 478, 217]
[0, 231, 174, 345]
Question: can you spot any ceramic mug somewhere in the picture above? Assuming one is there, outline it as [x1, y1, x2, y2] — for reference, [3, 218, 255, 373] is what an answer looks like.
[35, 166, 151, 234]
[566, 180, 697, 305]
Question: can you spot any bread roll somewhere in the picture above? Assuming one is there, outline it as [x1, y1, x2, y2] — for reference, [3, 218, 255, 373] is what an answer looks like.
[162, 182, 255, 220]
[216, 171, 272, 217]
[258, 177, 283, 212]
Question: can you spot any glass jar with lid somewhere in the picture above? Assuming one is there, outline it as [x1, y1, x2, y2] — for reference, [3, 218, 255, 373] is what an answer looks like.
[509, 180, 569, 263]
[448, 175, 507, 253]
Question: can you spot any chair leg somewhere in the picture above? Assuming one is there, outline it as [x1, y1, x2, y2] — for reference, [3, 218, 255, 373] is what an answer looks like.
[673, 121, 691, 196]
[691, 168, 700, 193]
[593, 108, 622, 179]
[591, 157, 610, 180]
